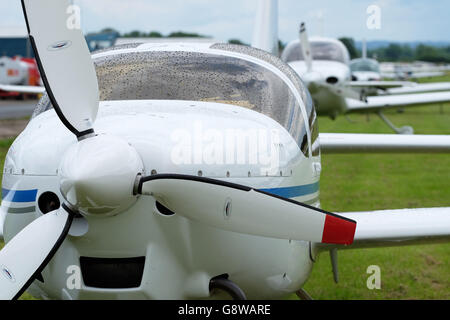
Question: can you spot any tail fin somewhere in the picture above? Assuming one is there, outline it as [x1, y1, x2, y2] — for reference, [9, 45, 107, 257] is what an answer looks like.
[299, 22, 313, 72]
[362, 38, 367, 59]
[252, 0, 279, 56]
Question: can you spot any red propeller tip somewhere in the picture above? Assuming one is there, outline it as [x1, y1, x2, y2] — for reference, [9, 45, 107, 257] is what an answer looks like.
[322, 215, 357, 245]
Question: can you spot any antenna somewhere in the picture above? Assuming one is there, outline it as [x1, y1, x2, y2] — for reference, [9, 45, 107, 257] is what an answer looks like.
[317, 10, 324, 37]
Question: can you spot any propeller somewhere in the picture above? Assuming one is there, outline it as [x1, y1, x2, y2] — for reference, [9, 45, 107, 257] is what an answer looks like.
[0, 0, 98, 300]
[136, 174, 356, 244]
[0, 205, 75, 300]
[299, 22, 362, 102]
[299, 22, 313, 73]
[0, 0, 356, 300]
[22, 0, 99, 137]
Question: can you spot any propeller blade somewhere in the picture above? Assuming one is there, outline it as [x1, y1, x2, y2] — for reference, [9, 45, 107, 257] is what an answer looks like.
[299, 22, 313, 73]
[0, 205, 74, 300]
[21, 0, 99, 138]
[137, 174, 356, 245]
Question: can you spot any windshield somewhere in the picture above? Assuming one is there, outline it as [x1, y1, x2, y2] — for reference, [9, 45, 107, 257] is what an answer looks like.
[350, 59, 380, 73]
[34, 49, 309, 153]
[282, 41, 348, 64]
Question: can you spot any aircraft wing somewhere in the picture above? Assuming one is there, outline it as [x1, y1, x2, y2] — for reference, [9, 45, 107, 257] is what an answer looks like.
[410, 71, 445, 79]
[0, 84, 46, 94]
[381, 71, 445, 80]
[384, 82, 450, 95]
[380, 72, 397, 79]
[345, 91, 450, 113]
[317, 208, 450, 250]
[318, 133, 450, 154]
[348, 80, 415, 90]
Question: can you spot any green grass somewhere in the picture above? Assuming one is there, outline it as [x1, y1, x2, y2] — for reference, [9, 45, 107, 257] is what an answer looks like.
[415, 72, 450, 84]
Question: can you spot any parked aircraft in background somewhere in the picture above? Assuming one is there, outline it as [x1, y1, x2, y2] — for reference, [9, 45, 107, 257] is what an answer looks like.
[382, 65, 445, 81]
[0, 56, 41, 98]
[252, 0, 450, 134]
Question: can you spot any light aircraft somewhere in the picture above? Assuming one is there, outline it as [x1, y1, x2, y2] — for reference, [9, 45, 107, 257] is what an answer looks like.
[251, 0, 450, 134]
[350, 39, 406, 83]
[0, 0, 450, 300]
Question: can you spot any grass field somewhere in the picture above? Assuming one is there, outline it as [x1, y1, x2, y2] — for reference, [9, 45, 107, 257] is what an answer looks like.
[1, 76, 449, 300]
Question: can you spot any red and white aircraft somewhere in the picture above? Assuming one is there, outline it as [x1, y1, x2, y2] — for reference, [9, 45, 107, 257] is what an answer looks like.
[0, 56, 43, 97]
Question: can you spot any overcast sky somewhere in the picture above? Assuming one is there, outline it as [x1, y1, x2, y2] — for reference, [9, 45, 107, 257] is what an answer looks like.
[1, 0, 449, 43]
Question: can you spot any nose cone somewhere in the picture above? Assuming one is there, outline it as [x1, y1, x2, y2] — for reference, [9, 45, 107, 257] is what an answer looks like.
[59, 135, 144, 217]
[290, 60, 350, 87]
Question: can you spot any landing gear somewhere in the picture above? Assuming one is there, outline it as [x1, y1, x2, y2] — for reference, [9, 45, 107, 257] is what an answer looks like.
[209, 275, 247, 300]
[345, 115, 357, 124]
[330, 249, 339, 284]
[296, 288, 313, 300]
[377, 111, 414, 135]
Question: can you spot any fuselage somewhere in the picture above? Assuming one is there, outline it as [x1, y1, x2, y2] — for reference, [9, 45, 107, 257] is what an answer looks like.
[1, 43, 322, 299]
[281, 38, 352, 118]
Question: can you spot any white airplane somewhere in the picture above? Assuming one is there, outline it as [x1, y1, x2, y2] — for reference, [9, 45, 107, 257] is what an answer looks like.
[0, 0, 450, 301]
[252, 0, 450, 134]
[350, 39, 408, 84]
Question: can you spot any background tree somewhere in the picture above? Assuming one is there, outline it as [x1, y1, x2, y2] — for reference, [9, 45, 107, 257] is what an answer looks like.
[167, 31, 206, 38]
[278, 40, 286, 54]
[339, 37, 359, 59]
[147, 31, 163, 38]
[122, 30, 145, 38]
[228, 39, 248, 46]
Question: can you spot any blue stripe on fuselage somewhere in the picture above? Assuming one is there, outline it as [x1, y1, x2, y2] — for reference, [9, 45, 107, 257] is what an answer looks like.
[2, 188, 38, 203]
[0, 183, 318, 204]
[260, 182, 319, 198]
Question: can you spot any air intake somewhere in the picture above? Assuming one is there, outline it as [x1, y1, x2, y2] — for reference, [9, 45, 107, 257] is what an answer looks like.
[80, 257, 145, 289]
[326, 76, 339, 84]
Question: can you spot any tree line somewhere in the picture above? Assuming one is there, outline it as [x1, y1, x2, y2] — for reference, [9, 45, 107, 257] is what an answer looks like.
[94, 29, 449, 63]
[97, 28, 209, 39]
[339, 37, 450, 63]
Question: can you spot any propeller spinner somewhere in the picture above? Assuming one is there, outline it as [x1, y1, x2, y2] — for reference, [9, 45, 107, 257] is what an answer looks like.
[0, 0, 356, 300]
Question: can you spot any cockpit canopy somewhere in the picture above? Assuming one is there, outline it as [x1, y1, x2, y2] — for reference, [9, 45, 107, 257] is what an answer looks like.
[350, 58, 380, 73]
[34, 44, 316, 155]
[281, 39, 350, 65]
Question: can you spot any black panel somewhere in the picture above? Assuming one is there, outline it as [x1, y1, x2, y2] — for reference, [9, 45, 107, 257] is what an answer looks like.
[80, 257, 146, 289]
